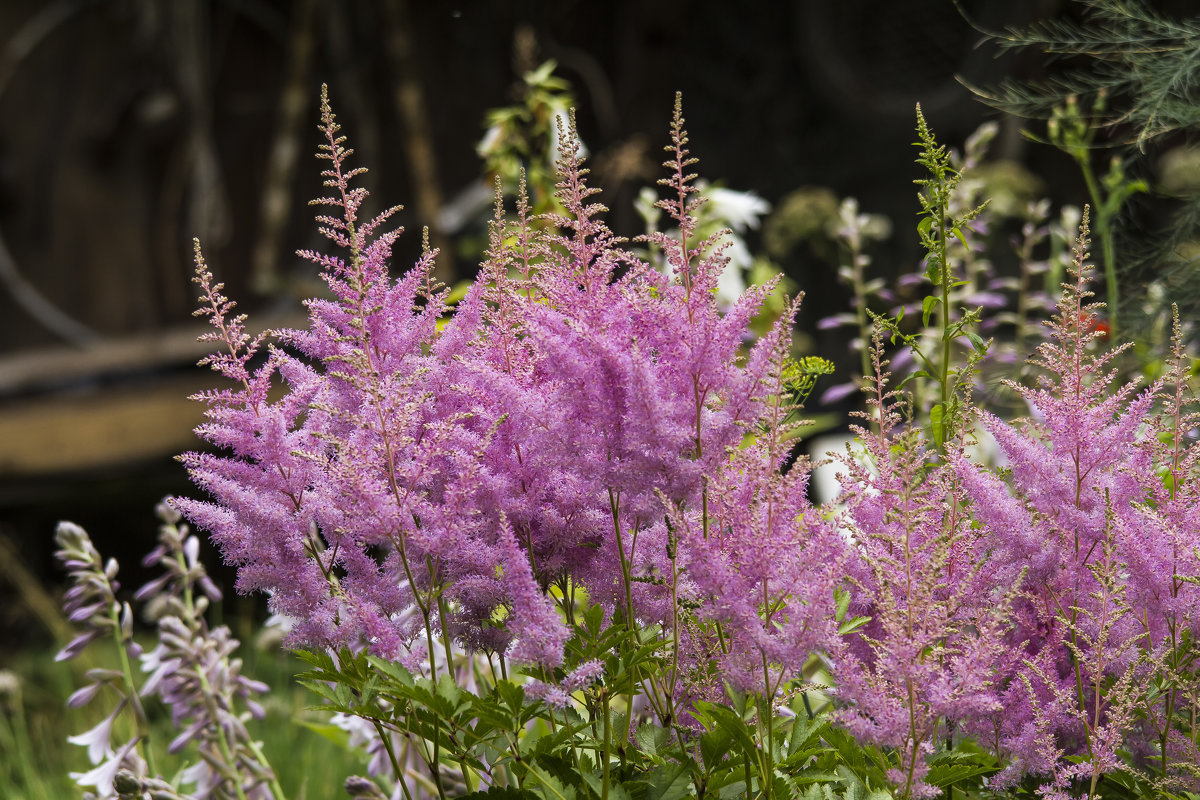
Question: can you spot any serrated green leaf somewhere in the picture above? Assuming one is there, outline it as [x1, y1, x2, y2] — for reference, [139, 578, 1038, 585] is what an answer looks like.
[785, 714, 825, 755]
[966, 331, 988, 355]
[700, 727, 733, 769]
[924, 256, 941, 284]
[645, 763, 693, 800]
[635, 723, 671, 757]
[926, 763, 994, 788]
[704, 705, 759, 762]
[717, 780, 747, 800]
[834, 588, 851, 623]
[527, 767, 577, 800]
[930, 403, 944, 443]
[840, 614, 868, 638]
[791, 772, 840, 785]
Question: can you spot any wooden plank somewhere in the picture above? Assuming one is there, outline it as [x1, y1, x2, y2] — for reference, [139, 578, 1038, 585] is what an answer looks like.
[0, 313, 308, 476]
[0, 312, 305, 396]
[0, 374, 214, 476]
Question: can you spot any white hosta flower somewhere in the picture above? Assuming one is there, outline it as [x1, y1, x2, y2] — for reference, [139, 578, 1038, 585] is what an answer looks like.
[70, 737, 137, 796]
[476, 123, 502, 159]
[634, 186, 660, 231]
[67, 702, 123, 764]
[706, 186, 769, 233]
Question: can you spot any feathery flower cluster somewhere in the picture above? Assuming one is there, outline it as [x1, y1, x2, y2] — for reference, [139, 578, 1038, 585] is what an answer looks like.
[175, 88, 843, 717]
[830, 330, 1018, 800]
[827, 192, 1200, 798]
[950, 210, 1200, 794]
[169, 87, 1200, 799]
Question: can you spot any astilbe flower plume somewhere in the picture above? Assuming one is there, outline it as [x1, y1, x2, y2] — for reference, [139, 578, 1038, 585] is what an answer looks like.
[951, 208, 1200, 793]
[831, 329, 1017, 800]
[176, 87, 839, 734]
[176, 85, 560, 668]
[461, 95, 840, 710]
[475, 102, 741, 592]
[673, 304, 845, 700]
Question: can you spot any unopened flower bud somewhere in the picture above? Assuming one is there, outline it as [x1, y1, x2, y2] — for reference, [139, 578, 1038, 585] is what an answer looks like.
[113, 769, 142, 796]
[344, 775, 387, 799]
[120, 602, 134, 638]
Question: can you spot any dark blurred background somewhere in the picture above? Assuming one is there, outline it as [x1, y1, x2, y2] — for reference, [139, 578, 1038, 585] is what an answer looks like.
[0, 0, 1189, 653]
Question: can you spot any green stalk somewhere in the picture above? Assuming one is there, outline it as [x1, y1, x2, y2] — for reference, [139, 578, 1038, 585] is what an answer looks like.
[195, 668, 250, 800]
[422, 621, 448, 800]
[109, 603, 157, 778]
[374, 719, 416, 800]
[601, 690, 613, 800]
[609, 489, 641, 742]
[174, 551, 289, 800]
[937, 177, 952, 454]
[434, 592, 474, 794]
[760, 654, 776, 800]
[1077, 157, 1119, 339]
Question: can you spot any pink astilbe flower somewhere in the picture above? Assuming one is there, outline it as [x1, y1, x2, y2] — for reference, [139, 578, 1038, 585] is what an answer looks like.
[832, 330, 1017, 800]
[178, 87, 839, 715]
[677, 299, 845, 697]
[951, 209, 1200, 792]
[177, 87, 563, 666]
[457, 97, 804, 651]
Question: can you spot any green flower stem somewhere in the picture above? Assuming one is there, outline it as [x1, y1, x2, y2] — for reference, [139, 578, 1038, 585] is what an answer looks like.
[174, 550, 288, 800]
[109, 603, 157, 778]
[374, 719, 416, 800]
[194, 667, 250, 800]
[601, 688, 613, 800]
[609, 489, 642, 746]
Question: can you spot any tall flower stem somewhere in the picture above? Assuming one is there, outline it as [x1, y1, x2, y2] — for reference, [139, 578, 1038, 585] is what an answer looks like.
[609, 489, 642, 738]
[108, 605, 157, 778]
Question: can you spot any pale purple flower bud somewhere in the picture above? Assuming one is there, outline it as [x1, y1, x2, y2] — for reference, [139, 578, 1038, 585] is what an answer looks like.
[345, 775, 388, 800]
[56, 631, 101, 662]
[67, 683, 104, 709]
